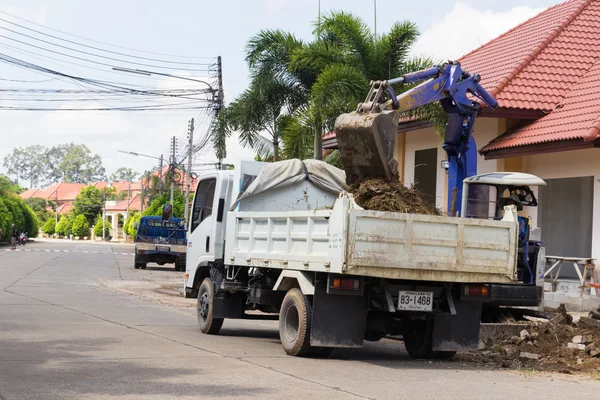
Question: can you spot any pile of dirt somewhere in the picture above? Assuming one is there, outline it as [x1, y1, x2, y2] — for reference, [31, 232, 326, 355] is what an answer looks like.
[470, 305, 600, 374]
[349, 179, 440, 215]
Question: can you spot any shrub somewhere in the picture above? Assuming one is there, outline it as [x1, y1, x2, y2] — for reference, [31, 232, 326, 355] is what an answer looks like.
[93, 215, 111, 237]
[71, 215, 90, 237]
[43, 218, 56, 235]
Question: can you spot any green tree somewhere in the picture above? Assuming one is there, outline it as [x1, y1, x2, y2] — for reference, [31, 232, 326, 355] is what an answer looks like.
[43, 218, 56, 235]
[110, 167, 138, 182]
[26, 198, 54, 225]
[0, 193, 38, 238]
[124, 212, 141, 238]
[142, 192, 186, 219]
[214, 12, 439, 162]
[55, 215, 73, 237]
[213, 30, 310, 161]
[58, 144, 106, 183]
[93, 214, 111, 238]
[3, 145, 46, 187]
[72, 214, 90, 237]
[0, 175, 21, 195]
[73, 186, 115, 225]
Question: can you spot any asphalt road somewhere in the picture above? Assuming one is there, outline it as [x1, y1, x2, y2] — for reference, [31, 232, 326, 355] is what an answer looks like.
[1, 239, 599, 400]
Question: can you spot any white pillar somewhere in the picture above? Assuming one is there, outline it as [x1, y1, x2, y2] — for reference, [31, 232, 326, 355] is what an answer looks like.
[111, 214, 117, 239]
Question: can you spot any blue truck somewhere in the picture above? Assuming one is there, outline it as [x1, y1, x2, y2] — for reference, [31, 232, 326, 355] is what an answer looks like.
[134, 215, 187, 271]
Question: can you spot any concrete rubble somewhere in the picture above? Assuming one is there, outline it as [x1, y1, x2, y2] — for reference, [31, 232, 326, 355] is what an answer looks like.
[465, 304, 600, 374]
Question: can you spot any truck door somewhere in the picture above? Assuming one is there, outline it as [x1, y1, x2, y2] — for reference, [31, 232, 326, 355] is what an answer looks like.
[189, 178, 217, 267]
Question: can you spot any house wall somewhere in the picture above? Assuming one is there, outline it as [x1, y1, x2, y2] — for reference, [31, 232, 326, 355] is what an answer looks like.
[400, 118, 502, 212]
[523, 148, 600, 259]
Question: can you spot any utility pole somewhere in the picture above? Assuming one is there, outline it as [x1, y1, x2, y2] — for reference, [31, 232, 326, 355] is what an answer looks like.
[159, 154, 164, 196]
[374, 0, 377, 38]
[125, 184, 130, 242]
[216, 56, 225, 168]
[102, 190, 106, 241]
[140, 172, 145, 213]
[184, 118, 194, 223]
[170, 136, 176, 206]
[55, 188, 59, 226]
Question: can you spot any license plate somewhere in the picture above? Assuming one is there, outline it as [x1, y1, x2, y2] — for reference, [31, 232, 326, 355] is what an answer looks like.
[397, 291, 433, 311]
[156, 246, 170, 252]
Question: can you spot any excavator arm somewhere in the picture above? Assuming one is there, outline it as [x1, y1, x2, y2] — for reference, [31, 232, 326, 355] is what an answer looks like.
[334, 62, 498, 215]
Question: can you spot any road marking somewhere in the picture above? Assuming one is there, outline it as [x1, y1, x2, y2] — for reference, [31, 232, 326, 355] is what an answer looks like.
[0, 248, 133, 256]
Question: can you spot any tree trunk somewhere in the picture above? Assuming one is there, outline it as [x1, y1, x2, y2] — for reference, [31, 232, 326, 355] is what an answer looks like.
[314, 123, 323, 160]
[273, 119, 279, 161]
[273, 141, 279, 162]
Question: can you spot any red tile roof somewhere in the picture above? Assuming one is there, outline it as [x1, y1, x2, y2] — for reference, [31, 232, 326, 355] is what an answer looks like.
[473, 0, 600, 155]
[461, 0, 595, 111]
[104, 193, 142, 212]
[20, 188, 40, 200]
[25, 182, 86, 201]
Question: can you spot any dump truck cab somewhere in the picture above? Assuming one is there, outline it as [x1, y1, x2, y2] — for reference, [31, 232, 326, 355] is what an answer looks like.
[134, 215, 187, 271]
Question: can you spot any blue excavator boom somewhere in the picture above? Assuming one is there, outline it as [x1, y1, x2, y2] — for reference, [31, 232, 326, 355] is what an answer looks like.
[334, 62, 498, 216]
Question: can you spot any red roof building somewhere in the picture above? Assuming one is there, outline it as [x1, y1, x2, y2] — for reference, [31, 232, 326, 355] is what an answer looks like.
[395, 0, 600, 266]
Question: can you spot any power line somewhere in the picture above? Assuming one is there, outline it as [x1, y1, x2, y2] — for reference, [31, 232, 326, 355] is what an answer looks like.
[0, 17, 213, 66]
[0, 9, 214, 60]
[0, 32, 209, 72]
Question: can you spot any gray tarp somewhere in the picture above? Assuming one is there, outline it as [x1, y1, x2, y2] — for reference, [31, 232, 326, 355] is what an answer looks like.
[231, 159, 347, 210]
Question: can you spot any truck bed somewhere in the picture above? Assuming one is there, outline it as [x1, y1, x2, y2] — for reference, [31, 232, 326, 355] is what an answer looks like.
[225, 194, 518, 284]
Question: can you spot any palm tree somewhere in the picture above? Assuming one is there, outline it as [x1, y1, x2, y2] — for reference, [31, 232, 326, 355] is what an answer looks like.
[212, 12, 440, 163]
[283, 11, 440, 160]
[212, 30, 313, 161]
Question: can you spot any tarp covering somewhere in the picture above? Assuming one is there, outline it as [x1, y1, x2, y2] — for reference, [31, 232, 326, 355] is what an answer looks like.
[231, 159, 347, 210]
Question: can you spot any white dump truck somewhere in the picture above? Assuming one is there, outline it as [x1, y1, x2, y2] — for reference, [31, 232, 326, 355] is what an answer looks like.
[184, 159, 546, 358]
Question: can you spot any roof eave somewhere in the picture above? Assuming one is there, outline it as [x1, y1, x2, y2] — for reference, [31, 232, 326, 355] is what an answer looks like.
[481, 138, 600, 160]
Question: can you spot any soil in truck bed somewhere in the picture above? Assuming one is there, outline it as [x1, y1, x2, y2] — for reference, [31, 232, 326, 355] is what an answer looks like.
[349, 179, 440, 215]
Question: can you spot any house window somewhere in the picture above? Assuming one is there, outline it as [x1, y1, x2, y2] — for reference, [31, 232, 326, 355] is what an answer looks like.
[414, 148, 437, 206]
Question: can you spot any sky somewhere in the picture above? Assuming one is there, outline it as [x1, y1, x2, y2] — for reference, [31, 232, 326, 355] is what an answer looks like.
[0, 0, 561, 185]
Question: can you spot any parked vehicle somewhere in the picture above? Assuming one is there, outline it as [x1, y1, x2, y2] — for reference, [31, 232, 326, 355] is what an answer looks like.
[184, 63, 546, 358]
[19, 232, 27, 246]
[134, 206, 187, 271]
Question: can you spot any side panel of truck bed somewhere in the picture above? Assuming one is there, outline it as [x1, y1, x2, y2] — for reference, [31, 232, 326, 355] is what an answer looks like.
[345, 210, 517, 283]
[226, 210, 334, 271]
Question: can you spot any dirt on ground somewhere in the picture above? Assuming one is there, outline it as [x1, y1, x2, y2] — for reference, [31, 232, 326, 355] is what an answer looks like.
[97, 272, 195, 308]
[349, 179, 440, 214]
[464, 305, 600, 375]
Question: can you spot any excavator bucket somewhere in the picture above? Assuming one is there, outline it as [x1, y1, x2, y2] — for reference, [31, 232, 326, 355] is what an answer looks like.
[334, 110, 399, 185]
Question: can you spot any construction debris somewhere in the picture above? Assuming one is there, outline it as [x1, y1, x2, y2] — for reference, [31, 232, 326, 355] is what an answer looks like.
[464, 304, 600, 374]
[349, 179, 440, 214]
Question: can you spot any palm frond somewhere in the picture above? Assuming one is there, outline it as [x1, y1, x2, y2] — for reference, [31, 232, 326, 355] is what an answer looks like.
[316, 12, 374, 76]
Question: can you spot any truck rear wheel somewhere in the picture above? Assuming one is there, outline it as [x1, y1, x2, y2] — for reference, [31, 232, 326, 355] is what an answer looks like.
[197, 278, 223, 334]
[279, 288, 317, 357]
[402, 318, 456, 359]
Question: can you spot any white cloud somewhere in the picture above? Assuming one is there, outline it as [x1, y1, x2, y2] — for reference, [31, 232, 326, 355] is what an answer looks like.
[411, 3, 546, 61]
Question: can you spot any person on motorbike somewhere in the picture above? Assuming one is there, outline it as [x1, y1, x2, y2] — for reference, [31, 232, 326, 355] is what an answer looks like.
[11, 224, 18, 250]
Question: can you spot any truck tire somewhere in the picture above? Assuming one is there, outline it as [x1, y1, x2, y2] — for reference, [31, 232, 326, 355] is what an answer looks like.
[197, 278, 223, 334]
[134, 255, 145, 270]
[279, 288, 314, 357]
[402, 319, 456, 360]
[175, 260, 186, 272]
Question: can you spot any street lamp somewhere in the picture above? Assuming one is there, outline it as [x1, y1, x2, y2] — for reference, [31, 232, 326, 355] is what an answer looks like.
[117, 149, 164, 196]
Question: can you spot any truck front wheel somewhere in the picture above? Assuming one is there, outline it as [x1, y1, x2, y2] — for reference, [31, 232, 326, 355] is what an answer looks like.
[197, 278, 223, 334]
[402, 318, 456, 359]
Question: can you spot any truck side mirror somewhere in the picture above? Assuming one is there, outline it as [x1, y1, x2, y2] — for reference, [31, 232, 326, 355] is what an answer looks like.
[133, 222, 139, 230]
